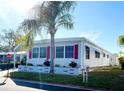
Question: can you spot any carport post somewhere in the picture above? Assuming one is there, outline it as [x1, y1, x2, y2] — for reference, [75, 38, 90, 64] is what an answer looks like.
[13, 44, 21, 69]
[13, 52, 16, 69]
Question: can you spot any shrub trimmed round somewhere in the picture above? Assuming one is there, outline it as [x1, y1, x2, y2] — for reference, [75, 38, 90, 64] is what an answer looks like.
[43, 61, 50, 66]
[69, 61, 77, 68]
[121, 62, 124, 70]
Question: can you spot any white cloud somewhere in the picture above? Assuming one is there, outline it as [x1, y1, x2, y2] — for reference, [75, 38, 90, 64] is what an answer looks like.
[0, 0, 42, 29]
[0, 0, 41, 13]
[80, 31, 102, 41]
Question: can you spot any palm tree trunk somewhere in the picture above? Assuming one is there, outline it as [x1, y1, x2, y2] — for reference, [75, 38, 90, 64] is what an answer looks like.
[50, 33, 55, 74]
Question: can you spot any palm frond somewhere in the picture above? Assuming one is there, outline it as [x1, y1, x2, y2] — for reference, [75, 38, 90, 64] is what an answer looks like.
[20, 19, 40, 33]
[55, 13, 74, 30]
[56, 1, 76, 17]
[18, 1, 76, 50]
[58, 22, 74, 30]
[16, 30, 34, 51]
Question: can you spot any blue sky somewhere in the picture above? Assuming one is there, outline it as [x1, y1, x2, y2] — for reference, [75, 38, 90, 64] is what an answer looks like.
[0, 1, 124, 53]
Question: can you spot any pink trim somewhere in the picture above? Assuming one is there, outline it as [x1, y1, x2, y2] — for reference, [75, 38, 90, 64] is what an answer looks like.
[29, 50, 32, 59]
[74, 44, 78, 59]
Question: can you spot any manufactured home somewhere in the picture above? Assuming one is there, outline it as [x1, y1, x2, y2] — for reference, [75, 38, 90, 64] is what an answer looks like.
[18, 37, 119, 75]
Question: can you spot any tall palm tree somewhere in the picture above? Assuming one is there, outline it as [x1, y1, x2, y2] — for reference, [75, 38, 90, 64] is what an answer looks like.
[19, 1, 76, 74]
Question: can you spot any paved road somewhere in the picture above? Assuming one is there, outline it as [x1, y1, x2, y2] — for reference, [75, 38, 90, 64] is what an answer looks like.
[12, 79, 89, 91]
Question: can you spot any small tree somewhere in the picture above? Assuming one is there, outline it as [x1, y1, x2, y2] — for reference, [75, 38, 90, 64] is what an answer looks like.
[0, 29, 22, 52]
[118, 35, 124, 46]
[118, 56, 124, 64]
[118, 56, 124, 70]
[118, 35, 124, 70]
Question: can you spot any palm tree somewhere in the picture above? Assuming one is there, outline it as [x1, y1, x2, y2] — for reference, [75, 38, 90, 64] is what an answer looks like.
[19, 1, 76, 74]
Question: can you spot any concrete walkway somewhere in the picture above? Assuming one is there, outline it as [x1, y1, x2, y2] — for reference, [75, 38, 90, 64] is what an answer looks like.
[0, 69, 17, 77]
[0, 78, 45, 91]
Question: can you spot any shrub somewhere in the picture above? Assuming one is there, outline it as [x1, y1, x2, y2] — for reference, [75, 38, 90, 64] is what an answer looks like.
[27, 63, 33, 66]
[118, 56, 124, 64]
[69, 61, 77, 68]
[118, 56, 124, 70]
[63, 65, 66, 68]
[37, 64, 43, 66]
[55, 64, 60, 67]
[21, 63, 26, 65]
[43, 60, 50, 66]
[21, 59, 26, 65]
[15, 62, 21, 68]
[121, 63, 124, 70]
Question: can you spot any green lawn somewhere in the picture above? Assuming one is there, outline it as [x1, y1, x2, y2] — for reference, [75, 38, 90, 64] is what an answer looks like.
[8, 67, 124, 90]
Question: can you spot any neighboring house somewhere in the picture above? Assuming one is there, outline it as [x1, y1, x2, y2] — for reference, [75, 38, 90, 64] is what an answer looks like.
[18, 37, 119, 75]
[0, 51, 26, 63]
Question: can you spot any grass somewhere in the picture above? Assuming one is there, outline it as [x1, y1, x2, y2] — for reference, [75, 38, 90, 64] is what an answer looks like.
[87, 67, 124, 90]
[8, 67, 124, 90]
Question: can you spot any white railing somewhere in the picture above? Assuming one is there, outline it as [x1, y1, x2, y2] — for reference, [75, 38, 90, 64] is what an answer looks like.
[18, 65, 82, 75]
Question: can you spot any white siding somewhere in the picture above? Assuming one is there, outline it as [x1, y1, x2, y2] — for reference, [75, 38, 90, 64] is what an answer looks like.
[27, 41, 82, 67]
[26, 37, 119, 68]
[84, 42, 111, 67]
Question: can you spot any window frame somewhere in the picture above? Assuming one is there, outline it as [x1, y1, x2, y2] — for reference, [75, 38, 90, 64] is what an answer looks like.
[32, 47, 39, 58]
[85, 46, 90, 59]
[40, 47, 47, 58]
[95, 50, 100, 58]
[107, 55, 109, 58]
[65, 45, 74, 58]
[103, 53, 105, 57]
[55, 46, 64, 58]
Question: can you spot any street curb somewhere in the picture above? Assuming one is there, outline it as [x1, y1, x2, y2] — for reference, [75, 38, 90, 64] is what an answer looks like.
[11, 78, 99, 91]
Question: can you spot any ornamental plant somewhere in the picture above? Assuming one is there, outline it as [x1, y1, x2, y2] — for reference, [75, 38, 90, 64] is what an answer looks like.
[69, 61, 77, 68]
[43, 60, 50, 66]
[27, 63, 33, 66]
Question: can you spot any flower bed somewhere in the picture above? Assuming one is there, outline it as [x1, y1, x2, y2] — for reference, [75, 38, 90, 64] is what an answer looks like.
[18, 65, 82, 75]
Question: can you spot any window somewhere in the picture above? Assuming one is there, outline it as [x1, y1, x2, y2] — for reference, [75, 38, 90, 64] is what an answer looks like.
[85, 46, 90, 59]
[98, 52, 100, 58]
[103, 53, 105, 57]
[56, 46, 64, 58]
[95, 51, 97, 58]
[0, 55, 3, 62]
[33, 48, 39, 58]
[107, 55, 109, 58]
[40, 47, 47, 58]
[0, 55, 3, 58]
[95, 51, 100, 58]
[65, 46, 74, 58]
